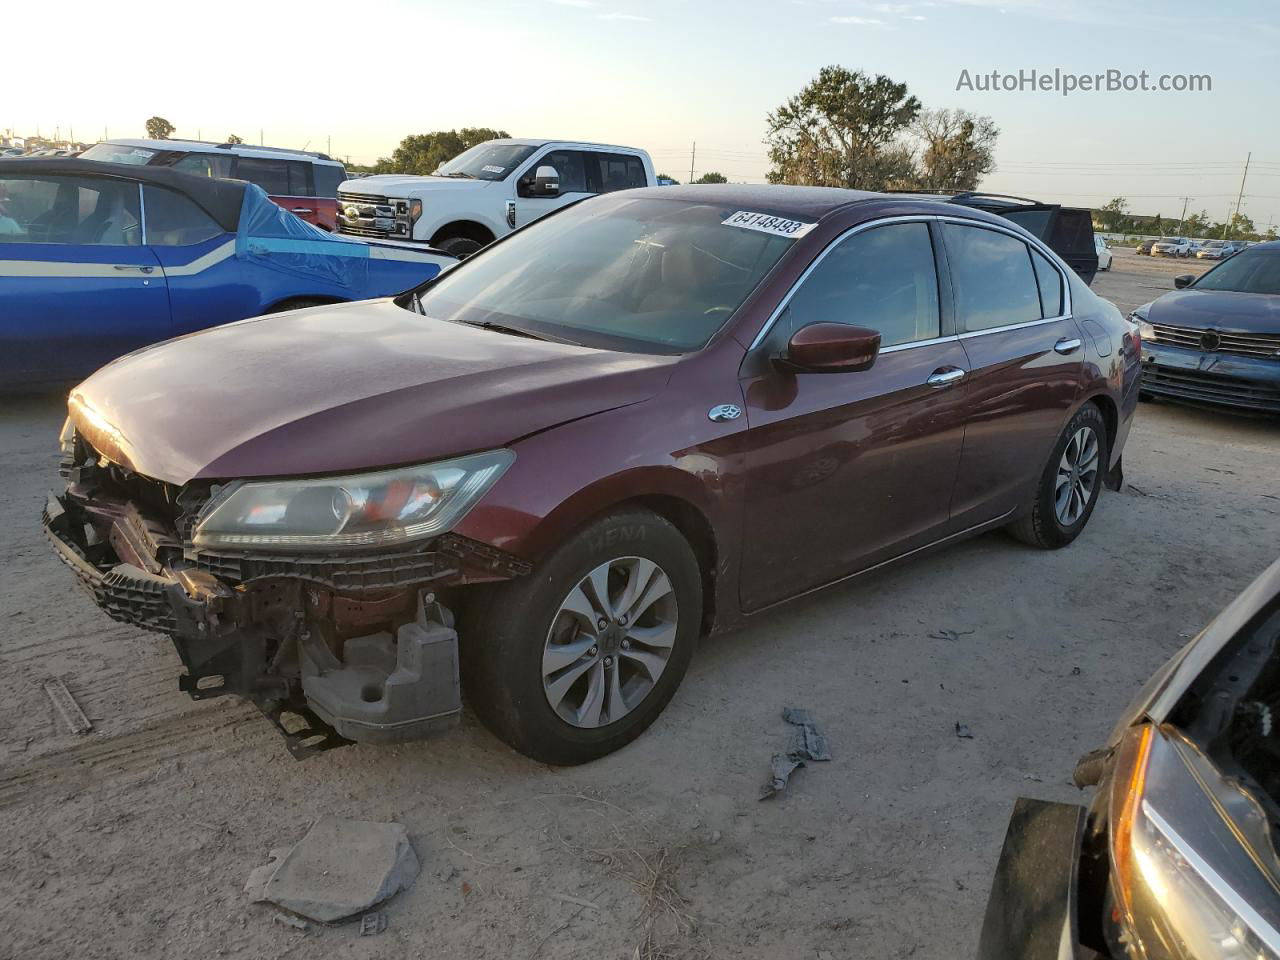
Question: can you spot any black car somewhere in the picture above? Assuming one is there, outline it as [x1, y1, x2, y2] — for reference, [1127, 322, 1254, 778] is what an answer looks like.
[979, 557, 1280, 960]
[1132, 240, 1280, 413]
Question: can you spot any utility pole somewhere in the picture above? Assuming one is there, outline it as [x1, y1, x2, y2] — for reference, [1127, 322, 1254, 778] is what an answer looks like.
[1177, 196, 1189, 234]
[1226, 151, 1251, 239]
[689, 141, 696, 183]
[327, 134, 331, 156]
[260, 128, 264, 146]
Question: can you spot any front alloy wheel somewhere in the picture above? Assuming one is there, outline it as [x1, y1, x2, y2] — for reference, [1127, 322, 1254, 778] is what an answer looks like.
[542, 557, 677, 728]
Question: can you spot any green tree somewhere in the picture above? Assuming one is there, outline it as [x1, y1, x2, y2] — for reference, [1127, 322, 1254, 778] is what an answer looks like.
[225, 133, 244, 145]
[910, 108, 998, 192]
[693, 171, 728, 184]
[764, 66, 921, 189]
[1180, 209, 1209, 237]
[1095, 198, 1130, 233]
[1152, 214, 1164, 235]
[374, 127, 510, 175]
[656, 173, 680, 183]
[145, 116, 175, 140]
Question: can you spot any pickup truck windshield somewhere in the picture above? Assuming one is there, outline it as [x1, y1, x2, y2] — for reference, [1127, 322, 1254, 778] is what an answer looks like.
[1194, 249, 1280, 295]
[434, 143, 537, 181]
[408, 196, 795, 353]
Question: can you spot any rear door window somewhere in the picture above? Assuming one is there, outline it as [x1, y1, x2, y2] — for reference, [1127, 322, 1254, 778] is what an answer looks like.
[286, 161, 313, 196]
[588, 153, 647, 193]
[0, 175, 141, 245]
[784, 222, 941, 347]
[233, 156, 290, 195]
[944, 223, 1042, 331]
[143, 185, 224, 245]
[171, 153, 235, 179]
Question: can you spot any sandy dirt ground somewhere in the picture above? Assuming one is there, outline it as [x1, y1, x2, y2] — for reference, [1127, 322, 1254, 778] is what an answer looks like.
[2, 247, 1277, 960]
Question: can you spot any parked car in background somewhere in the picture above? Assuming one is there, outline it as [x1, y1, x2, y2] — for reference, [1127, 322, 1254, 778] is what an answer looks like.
[45, 184, 1137, 764]
[1095, 235, 1113, 271]
[939, 193, 1101, 284]
[1133, 240, 1280, 412]
[1152, 236, 1192, 258]
[80, 139, 347, 232]
[0, 158, 452, 387]
[336, 138, 656, 257]
[979, 555, 1280, 960]
[1186, 238, 1204, 256]
[1198, 239, 1248, 260]
[1, 147, 25, 158]
[1135, 238, 1156, 255]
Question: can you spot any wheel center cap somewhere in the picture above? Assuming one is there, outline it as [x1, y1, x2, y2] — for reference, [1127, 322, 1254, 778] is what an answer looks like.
[601, 622, 625, 652]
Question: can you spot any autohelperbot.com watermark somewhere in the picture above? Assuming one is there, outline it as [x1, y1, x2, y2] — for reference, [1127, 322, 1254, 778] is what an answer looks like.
[956, 68, 1212, 97]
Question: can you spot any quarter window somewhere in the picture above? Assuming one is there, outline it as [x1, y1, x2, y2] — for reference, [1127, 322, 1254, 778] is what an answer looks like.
[944, 223, 1042, 331]
[0, 176, 141, 245]
[1031, 248, 1064, 317]
[143, 186, 223, 245]
[783, 222, 941, 348]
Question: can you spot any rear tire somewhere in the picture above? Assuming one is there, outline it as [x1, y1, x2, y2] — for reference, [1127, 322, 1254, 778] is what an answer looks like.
[459, 509, 702, 765]
[1007, 403, 1109, 550]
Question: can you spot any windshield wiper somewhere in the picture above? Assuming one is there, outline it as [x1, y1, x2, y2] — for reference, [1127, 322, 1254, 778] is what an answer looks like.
[467, 320, 574, 344]
[435, 171, 476, 179]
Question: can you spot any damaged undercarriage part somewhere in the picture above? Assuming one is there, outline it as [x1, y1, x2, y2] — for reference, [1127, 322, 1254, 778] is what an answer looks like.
[44, 452, 530, 758]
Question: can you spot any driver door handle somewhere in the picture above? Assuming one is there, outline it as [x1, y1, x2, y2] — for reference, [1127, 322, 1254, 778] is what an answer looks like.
[290, 207, 314, 215]
[1054, 337, 1082, 355]
[927, 366, 966, 388]
[114, 264, 154, 273]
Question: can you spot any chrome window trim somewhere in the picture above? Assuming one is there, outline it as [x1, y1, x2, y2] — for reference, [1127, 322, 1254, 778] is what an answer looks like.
[956, 315, 1066, 340]
[746, 214, 941, 352]
[938, 214, 1074, 324]
[878, 333, 956, 355]
[138, 183, 148, 245]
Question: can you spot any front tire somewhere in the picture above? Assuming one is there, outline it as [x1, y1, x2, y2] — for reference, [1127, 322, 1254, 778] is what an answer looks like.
[1007, 404, 1108, 549]
[435, 235, 484, 259]
[460, 509, 702, 765]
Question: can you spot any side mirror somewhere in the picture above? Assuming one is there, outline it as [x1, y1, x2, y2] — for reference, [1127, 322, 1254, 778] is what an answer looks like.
[532, 165, 560, 197]
[778, 322, 881, 373]
[1174, 274, 1195, 289]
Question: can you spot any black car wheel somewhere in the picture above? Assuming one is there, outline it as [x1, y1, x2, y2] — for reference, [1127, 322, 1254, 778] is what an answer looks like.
[1007, 403, 1109, 549]
[460, 509, 701, 765]
[435, 236, 484, 259]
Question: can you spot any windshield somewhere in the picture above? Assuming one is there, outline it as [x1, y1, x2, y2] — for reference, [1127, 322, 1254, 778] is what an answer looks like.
[434, 142, 537, 181]
[407, 195, 796, 353]
[80, 143, 158, 165]
[1204, 240, 1224, 248]
[1193, 249, 1280, 295]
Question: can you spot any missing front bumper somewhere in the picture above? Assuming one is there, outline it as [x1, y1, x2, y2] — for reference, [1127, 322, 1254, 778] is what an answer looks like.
[42, 490, 517, 757]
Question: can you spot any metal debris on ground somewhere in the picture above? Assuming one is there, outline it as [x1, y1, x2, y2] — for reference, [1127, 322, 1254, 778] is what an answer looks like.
[273, 912, 309, 932]
[955, 722, 974, 739]
[929, 629, 974, 642]
[42, 678, 92, 735]
[245, 817, 420, 924]
[359, 911, 387, 936]
[761, 707, 833, 799]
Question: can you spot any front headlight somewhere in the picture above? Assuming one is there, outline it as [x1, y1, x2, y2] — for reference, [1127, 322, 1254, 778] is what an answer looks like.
[1129, 304, 1155, 341]
[1108, 725, 1280, 959]
[192, 450, 513, 552]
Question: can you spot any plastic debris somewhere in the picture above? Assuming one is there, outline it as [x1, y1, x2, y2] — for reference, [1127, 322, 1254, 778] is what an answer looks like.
[43, 678, 92, 735]
[359, 912, 387, 936]
[929, 629, 974, 642]
[955, 722, 974, 739]
[245, 817, 420, 923]
[761, 707, 833, 799]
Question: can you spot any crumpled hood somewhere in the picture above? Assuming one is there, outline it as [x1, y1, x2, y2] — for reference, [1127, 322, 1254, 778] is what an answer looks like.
[1148, 288, 1280, 334]
[339, 174, 492, 197]
[70, 299, 675, 484]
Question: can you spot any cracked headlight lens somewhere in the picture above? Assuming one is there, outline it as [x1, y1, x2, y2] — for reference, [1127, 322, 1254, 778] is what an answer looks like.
[192, 450, 513, 551]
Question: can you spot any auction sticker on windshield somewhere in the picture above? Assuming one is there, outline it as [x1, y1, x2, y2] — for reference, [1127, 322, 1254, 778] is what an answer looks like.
[482, 165, 505, 174]
[722, 210, 816, 239]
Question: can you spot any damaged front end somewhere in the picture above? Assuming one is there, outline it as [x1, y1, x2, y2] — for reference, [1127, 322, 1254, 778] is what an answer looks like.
[43, 427, 529, 758]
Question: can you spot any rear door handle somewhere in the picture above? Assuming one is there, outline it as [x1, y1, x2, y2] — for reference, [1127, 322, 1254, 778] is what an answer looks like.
[114, 264, 154, 273]
[927, 367, 966, 388]
[1054, 337, 1082, 355]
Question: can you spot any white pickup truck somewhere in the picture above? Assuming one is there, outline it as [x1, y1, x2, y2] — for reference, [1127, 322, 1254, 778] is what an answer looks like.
[336, 138, 656, 256]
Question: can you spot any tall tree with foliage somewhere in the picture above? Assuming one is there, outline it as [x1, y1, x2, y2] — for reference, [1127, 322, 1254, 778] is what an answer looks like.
[374, 128, 510, 175]
[1096, 198, 1130, 233]
[911, 109, 998, 192]
[145, 116, 175, 140]
[693, 171, 728, 184]
[1180, 210, 1209, 237]
[225, 133, 244, 145]
[764, 66, 921, 189]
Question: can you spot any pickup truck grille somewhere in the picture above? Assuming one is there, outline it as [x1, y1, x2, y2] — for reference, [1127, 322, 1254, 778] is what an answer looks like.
[336, 191, 413, 239]
[1150, 323, 1280, 360]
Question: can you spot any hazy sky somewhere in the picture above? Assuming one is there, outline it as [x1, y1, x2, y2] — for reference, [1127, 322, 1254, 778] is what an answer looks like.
[9, 0, 1280, 226]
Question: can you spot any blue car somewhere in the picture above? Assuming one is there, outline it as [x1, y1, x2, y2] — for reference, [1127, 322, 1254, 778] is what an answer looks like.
[0, 158, 454, 388]
[1132, 240, 1280, 413]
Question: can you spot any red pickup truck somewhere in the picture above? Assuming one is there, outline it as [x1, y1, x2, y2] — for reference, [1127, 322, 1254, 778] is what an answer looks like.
[80, 139, 346, 231]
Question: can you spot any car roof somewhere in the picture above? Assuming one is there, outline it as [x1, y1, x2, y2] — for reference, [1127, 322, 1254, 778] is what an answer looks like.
[486, 138, 648, 154]
[0, 157, 246, 231]
[100, 138, 341, 165]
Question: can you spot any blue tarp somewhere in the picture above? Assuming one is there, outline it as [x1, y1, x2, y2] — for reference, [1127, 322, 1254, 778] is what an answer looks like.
[234, 185, 369, 290]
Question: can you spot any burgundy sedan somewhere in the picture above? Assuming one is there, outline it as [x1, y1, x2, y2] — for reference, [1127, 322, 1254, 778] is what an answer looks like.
[45, 185, 1140, 764]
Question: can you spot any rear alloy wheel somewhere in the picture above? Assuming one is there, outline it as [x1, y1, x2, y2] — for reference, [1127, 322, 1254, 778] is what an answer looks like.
[1007, 403, 1109, 549]
[460, 509, 701, 765]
